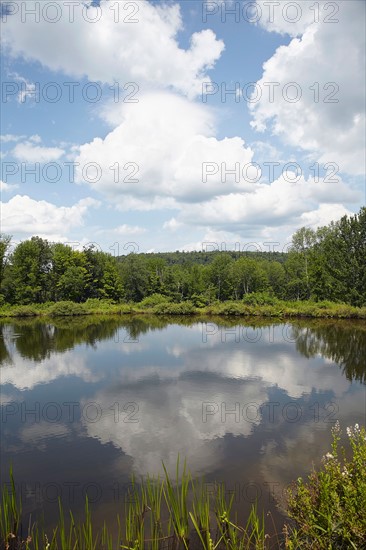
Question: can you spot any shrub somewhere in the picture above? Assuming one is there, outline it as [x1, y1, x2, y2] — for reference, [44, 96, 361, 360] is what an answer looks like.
[242, 292, 279, 306]
[48, 301, 88, 316]
[84, 298, 114, 309]
[153, 301, 196, 315]
[191, 293, 208, 308]
[218, 301, 245, 316]
[285, 422, 366, 548]
[7, 305, 38, 317]
[139, 293, 171, 308]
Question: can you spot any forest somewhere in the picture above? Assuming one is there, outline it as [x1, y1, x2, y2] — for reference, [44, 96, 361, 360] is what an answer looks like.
[0, 207, 365, 308]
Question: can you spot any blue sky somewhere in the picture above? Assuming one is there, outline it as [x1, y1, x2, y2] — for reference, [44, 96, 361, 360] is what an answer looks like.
[1, 0, 365, 254]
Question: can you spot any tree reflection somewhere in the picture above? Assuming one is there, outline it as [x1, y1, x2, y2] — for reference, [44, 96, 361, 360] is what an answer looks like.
[1, 317, 365, 384]
[291, 319, 366, 384]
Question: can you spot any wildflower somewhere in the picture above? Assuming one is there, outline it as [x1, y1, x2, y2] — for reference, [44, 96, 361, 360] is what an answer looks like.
[325, 452, 334, 460]
[347, 426, 352, 437]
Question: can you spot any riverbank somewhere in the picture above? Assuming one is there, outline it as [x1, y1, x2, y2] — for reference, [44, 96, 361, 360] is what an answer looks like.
[0, 298, 365, 319]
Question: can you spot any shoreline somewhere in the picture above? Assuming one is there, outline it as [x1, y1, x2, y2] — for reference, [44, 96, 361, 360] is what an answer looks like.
[1, 299, 365, 319]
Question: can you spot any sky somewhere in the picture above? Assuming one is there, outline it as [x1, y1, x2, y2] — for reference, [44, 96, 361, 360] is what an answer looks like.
[0, 0, 365, 255]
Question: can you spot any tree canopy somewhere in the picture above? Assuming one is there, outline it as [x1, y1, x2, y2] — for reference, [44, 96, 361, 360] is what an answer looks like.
[0, 208, 365, 306]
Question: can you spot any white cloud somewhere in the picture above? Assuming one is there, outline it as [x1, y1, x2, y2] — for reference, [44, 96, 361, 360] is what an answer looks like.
[1, 194, 100, 241]
[29, 134, 42, 144]
[163, 217, 183, 232]
[12, 140, 65, 163]
[112, 224, 146, 236]
[76, 90, 361, 242]
[0, 180, 18, 193]
[76, 92, 255, 205]
[1, 0, 224, 98]
[298, 203, 353, 230]
[255, 0, 321, 37]
[251, 1, 366, 176]
[0, 134, 25, 143]
[8, 72, 37, 103]
[177, 175, 358, 230]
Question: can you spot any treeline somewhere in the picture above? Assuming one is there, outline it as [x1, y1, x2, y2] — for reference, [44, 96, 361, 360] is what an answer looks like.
[0, 207, 365, 307]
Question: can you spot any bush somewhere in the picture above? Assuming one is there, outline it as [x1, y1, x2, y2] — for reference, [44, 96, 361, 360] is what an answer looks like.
[84, 298, 115, 309]
[191, 293, 208, 308]
[153, 301, 196, 315]
[6, 305, 38, 317]
[217, 301, 245, 316]
[48, 301, 88, 316]
[242, 292, 279, 306]
[139, 294, 171, 308]
[285, 422, 366, 548]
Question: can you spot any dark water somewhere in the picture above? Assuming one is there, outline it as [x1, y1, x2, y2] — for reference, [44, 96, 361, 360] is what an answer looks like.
[0, 315, 365, 536]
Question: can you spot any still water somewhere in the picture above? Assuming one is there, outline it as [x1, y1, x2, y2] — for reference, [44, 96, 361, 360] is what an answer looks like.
[1, 315, 365, 534]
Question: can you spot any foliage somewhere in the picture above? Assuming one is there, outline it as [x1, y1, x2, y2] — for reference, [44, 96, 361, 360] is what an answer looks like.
[139, 293, 171, 307]
[152, 301, 196, 315]
[242, 292, 279, 306]
[285, 423, 366, 549]
[48, 301, 88, 316]
[0, 208, 365, 308]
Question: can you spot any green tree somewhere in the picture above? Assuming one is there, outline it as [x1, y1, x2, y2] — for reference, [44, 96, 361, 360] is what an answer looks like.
[0, 234, 12, 302]
[263, 260, 286, 298]
[206, 253, 233, 300]
[119, 254, 149, 302]
[9, 237, 52, 304]
[289, 227, 316, 299]
[57, 265, 88, 302]
[230, 257, 268, 299]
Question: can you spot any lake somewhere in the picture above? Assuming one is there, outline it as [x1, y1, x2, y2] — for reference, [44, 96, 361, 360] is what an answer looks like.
[1, 315, 365, 537]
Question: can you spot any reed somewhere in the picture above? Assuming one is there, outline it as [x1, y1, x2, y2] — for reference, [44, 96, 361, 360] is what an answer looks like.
[4, 425, 364, 549]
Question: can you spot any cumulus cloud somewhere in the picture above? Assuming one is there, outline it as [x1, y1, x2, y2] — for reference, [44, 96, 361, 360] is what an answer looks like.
[1, 194, 100, 241]
[0, 180, 18, 193]
[75, 90, 360, 240]
[251, 1, 366, 176]
[0, 134, 25, 143]
[177, 174, 357, 231]
[255, 0, 322, 37]
[1, 0, 224, 98]
[12, 140, 65, 163]
[76, 92, 255, 205]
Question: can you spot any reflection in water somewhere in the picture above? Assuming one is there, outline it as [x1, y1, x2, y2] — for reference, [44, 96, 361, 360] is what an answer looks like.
[1, 316, 365, 383]
[291, 320, 366, 383]
[0, 315, 365, 533]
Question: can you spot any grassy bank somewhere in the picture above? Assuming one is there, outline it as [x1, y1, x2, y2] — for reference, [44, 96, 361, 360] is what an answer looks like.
[0, 297, 366, 319]
[1, 424, 365, 549]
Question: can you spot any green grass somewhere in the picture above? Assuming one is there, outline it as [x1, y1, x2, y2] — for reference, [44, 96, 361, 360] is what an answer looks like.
[1, 424, 365, 548]
[0, 298, 365, 319]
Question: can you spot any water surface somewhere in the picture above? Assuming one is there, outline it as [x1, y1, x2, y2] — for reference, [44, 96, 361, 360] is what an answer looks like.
[1, 315, 365, 534]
